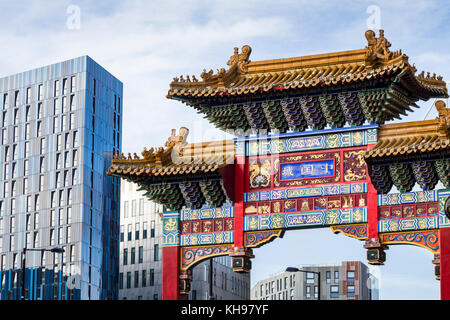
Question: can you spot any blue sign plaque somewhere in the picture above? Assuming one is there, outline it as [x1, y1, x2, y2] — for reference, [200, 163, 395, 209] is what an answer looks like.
[280, 160, 335, 180]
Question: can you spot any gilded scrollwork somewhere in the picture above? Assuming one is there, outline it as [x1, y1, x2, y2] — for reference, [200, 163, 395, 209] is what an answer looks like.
[343, 150, 367, 182]
[249, 158, 272, 189]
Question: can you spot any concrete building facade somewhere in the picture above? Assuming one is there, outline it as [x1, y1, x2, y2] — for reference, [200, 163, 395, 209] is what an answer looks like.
[119, 179, 250, 300]
[251, 261, 379, 300]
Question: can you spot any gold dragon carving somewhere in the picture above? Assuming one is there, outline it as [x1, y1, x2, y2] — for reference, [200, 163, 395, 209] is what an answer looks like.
[249, 159, 271, 189]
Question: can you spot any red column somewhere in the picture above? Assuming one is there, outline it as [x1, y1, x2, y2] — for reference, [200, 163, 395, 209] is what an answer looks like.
[441, 228, 450, 300]
[366, 143, 379, 239]
[367, 181, 379, 238]
[162, 246, 180, 300]
[234, 156, 246, 248]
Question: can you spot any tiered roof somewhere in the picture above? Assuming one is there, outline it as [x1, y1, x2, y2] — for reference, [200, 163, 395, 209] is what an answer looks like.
[108, 128, 235, 210]
[364, 100, 450, 193]
[167, 30, 447, 133]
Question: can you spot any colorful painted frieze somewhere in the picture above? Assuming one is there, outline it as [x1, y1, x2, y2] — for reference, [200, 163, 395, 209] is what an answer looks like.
[162, 211, 180, 247]
[181, 245, 233, 271]
[244, 193, 367, 216]
[331, 223, 368, 240]
[244, 207, 367, 231]
[235, 125, 378, 157]
[180, 218, 234, 234]
[245, 230, 284, 248]
[244, 183, 368, 202]
[439, 190, 450, 228]
[380, 230, 440, 253]
[180, 204, 234, 221]
[378, 202, 439, 220]
[180, 232, 234, 246]
[378, 190, 438, 206]
[378, 216, 439, 233]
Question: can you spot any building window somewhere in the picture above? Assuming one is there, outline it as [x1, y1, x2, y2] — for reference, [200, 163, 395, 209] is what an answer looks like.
[143, 222, 148, 239]
[138, 246, 143, 264]
[63, 78, 68, 95]
[330, 285, 339, 298]
[305, 286, 311, 299]
[38, 84, 44, 100]
[126, 272, 131, 289]
[326, 271, 331, 284]
[347, 285, 355, 298]
[142, 270, 147, 287]
[127, 224, 132, 241]
[123, 248, 128, 265]
[154, 244, 159, 261]
[306, 272, 315, 284]
[151, 220, 155, 238]
[347, 271, 355, 283]
[124, 201, 129, 218]
[139, 198, 144, 215]
[134, 271, 139, 288]
[54, 80, 60, 96]
[120, 226, 124, 242]
[131, 247, 136, 264]
[334, 271, 339, 283]
[149, 269, 154, 286]
[119, 273, 123, 290]
[131, 199, 136, 217]
[135, 223, 139, 240]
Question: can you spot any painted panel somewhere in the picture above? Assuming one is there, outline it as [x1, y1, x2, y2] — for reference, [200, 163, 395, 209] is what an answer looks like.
[378, 190, 438, 206]
[162, 212, 180, 247]
[244, 207, 367, 231]
[274, 151, 341, 187]
[180, 204, 234, 221]
[280, 159, 335, 180]
[234, 126, 378, 157]
[439, 190, 450, 228]
[244, 193, 367, 215]
[378, 216, 439, 233]
[244, 183, 368, 202]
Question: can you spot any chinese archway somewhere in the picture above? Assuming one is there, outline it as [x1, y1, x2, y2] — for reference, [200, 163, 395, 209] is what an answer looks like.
[107, 30, 450, 300]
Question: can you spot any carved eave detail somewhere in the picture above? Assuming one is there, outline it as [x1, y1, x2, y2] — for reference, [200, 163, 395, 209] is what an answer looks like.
[170, 45, 252, 91]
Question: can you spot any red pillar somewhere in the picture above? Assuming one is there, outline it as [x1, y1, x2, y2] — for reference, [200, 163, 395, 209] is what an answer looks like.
[234, 156, 246, 248]
[367, 182, 379, 238]
[366, 143, 379, 239]
[162, 246, 180, 300]
[440, 228, 450, 300]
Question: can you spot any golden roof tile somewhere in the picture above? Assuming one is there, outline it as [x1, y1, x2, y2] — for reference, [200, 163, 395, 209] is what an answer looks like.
[107, 127, 235, 178]
[365, 101, 450, 160]
[167, 30, 447, 100]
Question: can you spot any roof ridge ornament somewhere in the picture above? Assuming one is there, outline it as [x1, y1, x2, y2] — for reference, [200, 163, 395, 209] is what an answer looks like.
[436, 100, 450, 137]
[364, 29, 402, 68]
[227, 45, 252, 73]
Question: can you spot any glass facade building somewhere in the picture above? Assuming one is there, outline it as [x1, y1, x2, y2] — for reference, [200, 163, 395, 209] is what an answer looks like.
[0, 56, 122, 300]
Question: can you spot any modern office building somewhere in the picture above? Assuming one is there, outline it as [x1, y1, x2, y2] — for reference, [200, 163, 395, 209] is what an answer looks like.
[119, 179, 250, 300]
[251, 261, 379, 300]
[0, 56, 122, 300]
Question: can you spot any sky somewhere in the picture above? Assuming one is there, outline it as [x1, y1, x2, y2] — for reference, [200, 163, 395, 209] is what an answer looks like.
[0, 0, 449, 299]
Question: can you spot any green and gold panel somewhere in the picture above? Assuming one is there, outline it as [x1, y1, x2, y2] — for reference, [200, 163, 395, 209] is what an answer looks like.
[244, 207, 367, 231]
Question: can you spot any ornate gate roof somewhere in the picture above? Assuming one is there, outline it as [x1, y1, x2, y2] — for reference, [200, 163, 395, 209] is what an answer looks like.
[108, 128, 235, 210]
[167, 30, 447, 133]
